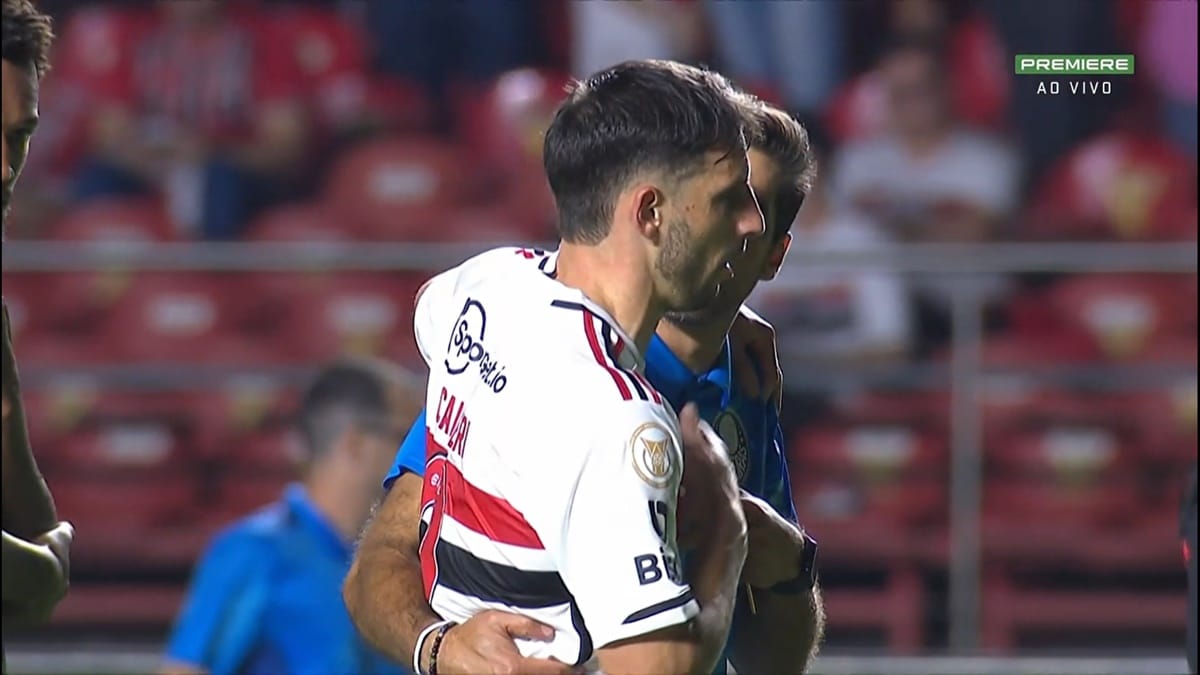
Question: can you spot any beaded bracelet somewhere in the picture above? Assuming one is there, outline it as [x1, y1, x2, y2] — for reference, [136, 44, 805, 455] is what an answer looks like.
[428, 622, 455, 675]
[412, 620, 452, 675]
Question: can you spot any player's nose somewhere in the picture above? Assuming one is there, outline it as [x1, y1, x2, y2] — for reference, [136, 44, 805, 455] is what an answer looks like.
[738, 193, 767, 242]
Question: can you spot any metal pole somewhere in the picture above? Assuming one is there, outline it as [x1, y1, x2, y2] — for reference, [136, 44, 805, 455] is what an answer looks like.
[948, 278, 986, 652]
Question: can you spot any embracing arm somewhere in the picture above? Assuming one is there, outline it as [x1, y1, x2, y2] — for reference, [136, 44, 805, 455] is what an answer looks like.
[343, 473, 436, 665]
[730, 551, 824, 674]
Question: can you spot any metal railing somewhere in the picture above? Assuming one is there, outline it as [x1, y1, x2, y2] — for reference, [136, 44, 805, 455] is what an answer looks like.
[3, 239, 1197, 652]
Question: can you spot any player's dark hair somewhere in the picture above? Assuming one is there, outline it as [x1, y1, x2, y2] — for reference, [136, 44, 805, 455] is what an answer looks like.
[297, 358, 392, 463]
[752, 105, 817, 240]
[543, 59, 751, 245]
[1, 0, 54, 78]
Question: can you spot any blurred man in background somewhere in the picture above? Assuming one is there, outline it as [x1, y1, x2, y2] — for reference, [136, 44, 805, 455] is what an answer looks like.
[2, 0, 75, 648]
[830, 36, 1019, 352]
[160, 358, 420, 675]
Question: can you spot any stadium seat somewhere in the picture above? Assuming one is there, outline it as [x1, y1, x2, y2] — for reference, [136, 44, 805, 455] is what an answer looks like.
[324, 136, 473, 236]
[792, 425, 950, 540]
[51, 583, 187, 629]
[45, 422, 201, 571]
[1026, 131, 1197, 241]
[1046, 275, 1197, 360]
[244, 200, 361, 243]
[189, 380, 299, 454]
[458, 68, 571, 174]
[102, 273, 265, 364]
[981, 571, 1187, 652]
[828, 390, 950, 430]
[264, 273, 424, 365]
[984, 424, 1142, 531]
[48, 197, 175, 242]
[790, 424, 940, 653]
[210, 428, 301, 522]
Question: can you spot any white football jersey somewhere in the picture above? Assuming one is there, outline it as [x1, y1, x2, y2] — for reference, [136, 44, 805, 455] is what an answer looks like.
[413, 247, 698, 669]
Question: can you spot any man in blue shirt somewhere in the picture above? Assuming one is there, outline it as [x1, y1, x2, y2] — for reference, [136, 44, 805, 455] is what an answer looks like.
[345, 102, 824, 675]
[161, 359, 421, 675]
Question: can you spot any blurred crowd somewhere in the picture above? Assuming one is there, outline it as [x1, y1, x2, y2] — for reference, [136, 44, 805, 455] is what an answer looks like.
[3, 0, 1197, 654]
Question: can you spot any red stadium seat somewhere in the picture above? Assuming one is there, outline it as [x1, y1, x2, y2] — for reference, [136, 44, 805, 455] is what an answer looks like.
[790, 423, 942, 653]
[1046, 275, 1197, 360]
[324, 137, 473, 235]
[791, 424, 948, 533]
[1026, 131, 1197, 241]
[102, 273, 261, 364]
[51, 584, 187, 629]
[269, 273, 425, 365]
[459, 68, 571, 174]
[45, 422, 201, 570]
[244, 201, 360, 243]
[984, 423, 1142, 530]
[189, 381, 299, 454]
[49, 197, 175, 242]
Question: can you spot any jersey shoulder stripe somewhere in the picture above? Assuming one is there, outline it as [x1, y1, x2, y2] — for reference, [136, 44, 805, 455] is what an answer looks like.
[549, 299, 664, 405]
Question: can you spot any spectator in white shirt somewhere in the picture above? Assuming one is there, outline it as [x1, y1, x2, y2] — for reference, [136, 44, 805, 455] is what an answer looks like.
[829, 36, 1020, 347]
[750, 160, 912, 371]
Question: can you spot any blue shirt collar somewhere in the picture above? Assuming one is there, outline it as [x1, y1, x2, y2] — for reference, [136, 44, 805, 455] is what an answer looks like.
[283, 483, 353, 561]
[644, 333, 734, 409]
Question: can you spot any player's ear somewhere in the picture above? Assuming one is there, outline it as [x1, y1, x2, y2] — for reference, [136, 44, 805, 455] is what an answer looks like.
[760, 232, 791, 281]
[633, 186, 664, 242]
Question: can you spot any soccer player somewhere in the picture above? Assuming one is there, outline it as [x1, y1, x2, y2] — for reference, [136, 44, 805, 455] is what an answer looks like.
[2, 0, 75, 641]
[346, 100, 825, 675]
[161, 359, 419, 675]
[345, 59, 766, 675]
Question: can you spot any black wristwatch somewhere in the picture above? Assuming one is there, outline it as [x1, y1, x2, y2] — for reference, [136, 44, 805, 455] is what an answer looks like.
[768, 531, 819, 594]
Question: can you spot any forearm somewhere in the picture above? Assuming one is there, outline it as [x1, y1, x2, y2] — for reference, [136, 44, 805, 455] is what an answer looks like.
[731, 584, 824, 674]
[2, 530, 62, 605]
[686, 512, 748, 671]
[343, 543, 438, 665]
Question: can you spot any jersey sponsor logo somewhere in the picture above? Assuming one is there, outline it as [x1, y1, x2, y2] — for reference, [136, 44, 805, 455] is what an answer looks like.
[714, 409, 749, 484]
[445, 298, 508, 392]
[632, 547, 684, 586]
[630, 422, 677, 488]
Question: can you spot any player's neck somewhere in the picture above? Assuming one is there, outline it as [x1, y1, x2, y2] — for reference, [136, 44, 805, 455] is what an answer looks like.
[656, 310, 738, 374]
[555, 241, 662, 351]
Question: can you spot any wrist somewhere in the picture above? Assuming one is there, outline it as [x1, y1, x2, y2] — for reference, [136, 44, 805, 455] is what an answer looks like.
[413, 619, 452, 675]
[763, 531, 819, 594]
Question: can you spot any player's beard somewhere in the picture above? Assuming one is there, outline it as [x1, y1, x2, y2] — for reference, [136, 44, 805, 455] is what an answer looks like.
[655, 216, 716, 314]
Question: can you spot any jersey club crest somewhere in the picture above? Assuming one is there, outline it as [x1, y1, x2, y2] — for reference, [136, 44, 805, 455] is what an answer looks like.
[714, 409, 750, 484]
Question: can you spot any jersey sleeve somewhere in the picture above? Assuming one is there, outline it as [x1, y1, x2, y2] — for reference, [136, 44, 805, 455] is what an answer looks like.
[164, 529, 271, 672]
[383, 407, 428, 490]
[413, 268, 459, 368]
[520, 400, 699, 650]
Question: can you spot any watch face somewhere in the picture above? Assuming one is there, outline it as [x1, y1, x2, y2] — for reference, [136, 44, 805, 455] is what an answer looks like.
[714, 409, 750, 484]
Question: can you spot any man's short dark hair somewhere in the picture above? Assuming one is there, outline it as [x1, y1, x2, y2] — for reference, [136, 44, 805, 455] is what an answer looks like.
[1, 0, 54, 78]
[543, 59, 751, 245]
[297, 359, 393, 462]
[751, 105, 817, 239]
